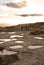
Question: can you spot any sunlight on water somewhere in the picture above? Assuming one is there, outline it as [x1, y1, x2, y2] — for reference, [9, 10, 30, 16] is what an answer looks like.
[34, 37, 44, 39]
[27, 46, 43, 49]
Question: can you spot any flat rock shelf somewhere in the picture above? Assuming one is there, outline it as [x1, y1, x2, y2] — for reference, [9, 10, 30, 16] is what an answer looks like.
[0, 31, 44, 65]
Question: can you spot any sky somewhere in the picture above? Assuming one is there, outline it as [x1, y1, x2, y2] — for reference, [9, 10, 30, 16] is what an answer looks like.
[0, 0, 44, 26]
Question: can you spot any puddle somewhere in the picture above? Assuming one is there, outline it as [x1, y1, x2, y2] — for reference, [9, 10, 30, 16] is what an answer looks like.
[34, 37, 44, 39]
[27, 46, 43, 49]
[10, 35, 18, 38]
[15, 41, 24, 43]
[0, 32, 6, 34]
[17, 35, 24, 37]
[10, 35, 24, 38]
[8, 32, 16, 34]
[0, 42, 4, 44]
[20, 33, 24, 35]
[9, 45, 23, 49]
[0, 39, 17, 42]
[0, 49, 17, 55]
[11, 39, 17, 41]
[0, 39, 11, 42]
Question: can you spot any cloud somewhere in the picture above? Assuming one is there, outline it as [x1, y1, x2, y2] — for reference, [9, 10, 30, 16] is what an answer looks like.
[15, 14, 43, 17]
[6, 1, 26, 8]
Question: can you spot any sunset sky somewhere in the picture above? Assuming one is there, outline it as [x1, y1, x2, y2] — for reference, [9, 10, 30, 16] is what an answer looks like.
[0, 0, 44, 26]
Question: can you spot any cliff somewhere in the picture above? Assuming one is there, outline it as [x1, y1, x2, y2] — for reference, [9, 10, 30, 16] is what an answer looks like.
[0, 22, 44, 35]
